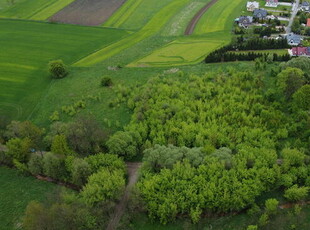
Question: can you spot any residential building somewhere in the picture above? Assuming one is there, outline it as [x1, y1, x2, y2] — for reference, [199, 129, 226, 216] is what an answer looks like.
[307, 18, 310, 27]
[238, 16, 253, 28]
[247, 1, 259, 11]
[266, 0, 279, 7]
[253, 9, 268, 19]
[300, 1, 310, 11]
[286, 33, 302, 46]
[289, 46, 310, 56]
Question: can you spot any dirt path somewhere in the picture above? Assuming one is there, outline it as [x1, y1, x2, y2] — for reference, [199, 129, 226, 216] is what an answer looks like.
[184, 0, 219, 35]
[106, 162, 141, 230]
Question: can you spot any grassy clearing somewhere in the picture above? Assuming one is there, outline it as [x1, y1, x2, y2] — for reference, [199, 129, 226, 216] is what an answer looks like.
[74, 0, 191, 67]
[0, 19, 129, 121]
[29, 0, 76, 21]
[228, 49, 288, 55]
[0, 167, 57, 230]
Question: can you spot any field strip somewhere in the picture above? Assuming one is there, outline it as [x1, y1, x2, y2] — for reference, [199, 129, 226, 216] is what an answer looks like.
[24, 0, 58, 19]
[185, 0, 218, 35]
[103, 0, 143, 28]
[29, 0, 76, 20]
[194, 0, 246, 35]
[74, 0, 191, 67]
[128, 37, 225, 67]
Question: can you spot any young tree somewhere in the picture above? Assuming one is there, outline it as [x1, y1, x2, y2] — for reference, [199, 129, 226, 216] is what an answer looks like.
[284, 185, 309, 201]
[265, 198, 279, 215]
[48, 60, 68, 79]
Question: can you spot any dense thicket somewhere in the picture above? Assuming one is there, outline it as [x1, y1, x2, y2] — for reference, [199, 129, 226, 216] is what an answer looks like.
[105, 68, 309, 223]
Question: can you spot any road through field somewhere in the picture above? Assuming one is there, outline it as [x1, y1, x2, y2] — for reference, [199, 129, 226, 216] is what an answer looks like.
[184, 0, 219, 35]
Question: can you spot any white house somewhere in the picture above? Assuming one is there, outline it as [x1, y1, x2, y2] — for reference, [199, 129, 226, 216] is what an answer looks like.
[247, 1, 259, 11]
[266, 0, 279, 7]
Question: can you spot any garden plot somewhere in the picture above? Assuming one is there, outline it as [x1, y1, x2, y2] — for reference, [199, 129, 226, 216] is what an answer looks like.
[50, 0, 127, 26]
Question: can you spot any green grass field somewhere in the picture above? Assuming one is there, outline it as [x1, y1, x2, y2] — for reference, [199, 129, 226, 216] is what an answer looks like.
[0, 167, 58, 230]
[0, 19, 129, 121]
[0, 0, 74, 20]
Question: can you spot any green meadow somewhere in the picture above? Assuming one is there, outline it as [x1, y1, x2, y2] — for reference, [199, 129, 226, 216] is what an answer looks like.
[0, 167, 58, 230]
[0, 19, 129, 121]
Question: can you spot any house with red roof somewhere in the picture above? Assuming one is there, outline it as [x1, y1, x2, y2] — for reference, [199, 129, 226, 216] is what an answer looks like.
[307, 18, 310, 27]
[289, 47, 310, 56]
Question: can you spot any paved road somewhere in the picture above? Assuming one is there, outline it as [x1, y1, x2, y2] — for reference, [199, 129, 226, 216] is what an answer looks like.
[106, 162, 141, 230]
[286, 0, 300, 33]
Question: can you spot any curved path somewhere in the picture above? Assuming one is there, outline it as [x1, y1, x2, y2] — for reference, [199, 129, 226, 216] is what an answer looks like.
[184, 0, 219, 35]
[106, 162, 141, 230]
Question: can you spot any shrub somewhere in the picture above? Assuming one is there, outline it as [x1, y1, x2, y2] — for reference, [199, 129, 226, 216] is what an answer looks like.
[101, 77, 113, 87]
[265, 198, 279, 215]
[6, 137, 32, 163]
[28, 153, 44, 175]
[247, 225, 258, 230]
[43, 152, 68, 181]
[71, 158, 91, 186]
[284, 185, 309, 201]
[258, 213, 269, 226]
[13, 159, 29, 175]
[48, 60, 68, 79]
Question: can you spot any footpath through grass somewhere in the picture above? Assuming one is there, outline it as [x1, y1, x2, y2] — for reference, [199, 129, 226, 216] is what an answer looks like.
[0, 19, 129, 121]
[0, 167, 58, 230]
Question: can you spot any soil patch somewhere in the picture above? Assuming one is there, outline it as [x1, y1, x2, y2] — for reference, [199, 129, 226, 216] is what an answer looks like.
[49, 0, 127, 26]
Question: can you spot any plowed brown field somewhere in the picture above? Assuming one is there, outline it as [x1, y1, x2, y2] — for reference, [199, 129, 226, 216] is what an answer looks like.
[50, 0, 127, 26]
